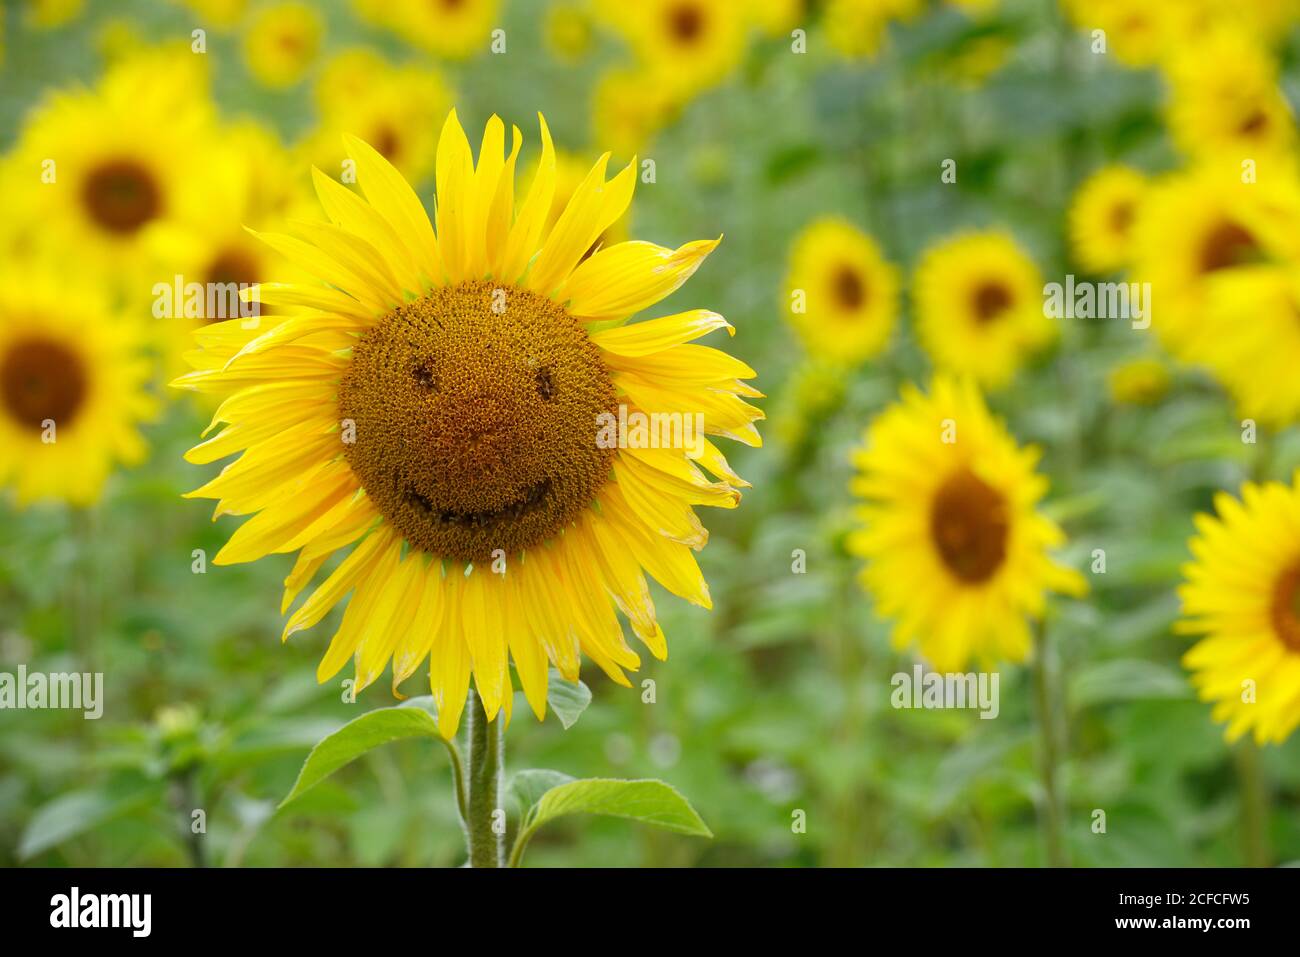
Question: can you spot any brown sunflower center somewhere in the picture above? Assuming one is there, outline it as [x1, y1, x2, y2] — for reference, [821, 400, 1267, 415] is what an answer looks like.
[0, 336, 89, 432]
[1109, 200, 1135, 235]
[338, 279, 618, 564]
[929, 468, 1010, 584]
[371, 123, 402, 162]
[1199, 220, 1260, 274]
[667, 2, 704, 43]
[1269, 564, 1300, 653]
[972, 281, 1013, 323]
[832, 264, 867, 311]
[82, 159, 161, 234]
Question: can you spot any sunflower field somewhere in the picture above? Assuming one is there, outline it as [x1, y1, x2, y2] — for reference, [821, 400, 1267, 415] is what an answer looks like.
[3, 0, 1300, 874]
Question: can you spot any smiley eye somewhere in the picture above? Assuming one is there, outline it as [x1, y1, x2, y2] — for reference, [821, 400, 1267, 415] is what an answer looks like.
[535, 366, 556, 400]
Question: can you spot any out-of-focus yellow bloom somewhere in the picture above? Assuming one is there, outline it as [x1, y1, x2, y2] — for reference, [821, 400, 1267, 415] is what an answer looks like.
[1185, 267, 1300, 427]
[242, 2, 324, 89]
[913, 231, 1055, 390]
[938, 34, 1010, 88]
[748, 0, 805, 37]
[305, 49, 453, 186]
[773, 359, 847, 450]
[356, 0, 501, 59]
[1132, 158, 1300, 357]
[1069, 164, 1147, 274]
[8, 46, 218, 288]
[609, 0, 748, 100]
[531, 149, 631, 256]
[1107, 356, 1171, 406]
[824, 0, 923, 60]
[1061, 0, 1200, 68]
[1164, 27, 1295, 161]
[1179, 475, 1300, 744]
[591, 66, 676, 159]
[544, 0, 596, 63]
[169, 0, 250, 30]
[849, 376, 1086, 672]
[0, 260, 156, 507]
[782, 217, 899, 367]
[24, 0, 84, 29]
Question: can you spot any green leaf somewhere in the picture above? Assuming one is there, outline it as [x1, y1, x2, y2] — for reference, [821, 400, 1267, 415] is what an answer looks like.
[509, 778, 711, 866]
[19, 786, 157, 860]
[509, 768, 574, 815]
[1069, 660, 1192, 709]
[545, 669, 592, 729]
[278, 697, 441, 809]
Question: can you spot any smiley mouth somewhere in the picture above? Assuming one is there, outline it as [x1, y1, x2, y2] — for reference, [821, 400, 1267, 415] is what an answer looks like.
[403, 479, 553, 531]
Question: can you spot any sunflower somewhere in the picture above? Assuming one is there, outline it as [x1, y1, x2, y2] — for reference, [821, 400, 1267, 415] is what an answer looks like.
[9, 46, 217, 285]
[1187, 266, 1300, 427]
[1164, 26, 1295, 161]
[357, 0, 501, 59]
[305, 49, 453, 186]
[1179, 476, 1300, 744]
[0, 262, 156, 507]
[1068, 164, 1147, 274]
[532, 149, 631, 260]
[242, 2, 324, 90]
[849, 377, 1085, 671]
[1107, 355, 1171, 406]
[1132, 160, 1300, 355]
[824, 0, 923, 60]
[913, 231, 1055, 390]
[609, 0, 748, 99]
[782, 217, 898, 366]
[544, 0, 597, 63]
[168, 0, 249, 30]
[1061, 0, 1199, 68]
[590, 67, 677, 161]
[174, 111, 761, 738]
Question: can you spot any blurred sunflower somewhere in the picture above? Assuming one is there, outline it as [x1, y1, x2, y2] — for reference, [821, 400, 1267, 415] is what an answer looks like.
[782, 217, 899, 367]
[1069, 164, 1147, 274]
[749, 0, 804, 36]
[913, 231, 1055, 390]
[9, 47, 216, 285]
[169, 0, 249, 30]
[1189, 267, 1300, 426]
[306, 49, 453, 186]
[24, 0, 85, 29]
[357, 0, 500, 59]
[242, 2, 324, 90]
[1107, 356, 1171, 406]
[610, 0, 748, 99]
[0, 263, 156, 507]
[175, 111, 761, 738]
[849, 377, 1086, 671]
[1133, 160, 1300, 353]
[1164, 26, 1295, 161]
[1061, 0, 1198, 67]
[824, 0, 923, 60]
[591, 66, 676, 159]
[544, 0, 596, 63]
[1179, 477, 1300, 744]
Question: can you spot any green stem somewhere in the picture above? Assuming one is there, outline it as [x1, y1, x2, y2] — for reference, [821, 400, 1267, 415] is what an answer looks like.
[464, 688, 504, 868]
[1234, 739, 1271, 867]
[1031, 620, 1068, 867]
[445, 737, 468, 826]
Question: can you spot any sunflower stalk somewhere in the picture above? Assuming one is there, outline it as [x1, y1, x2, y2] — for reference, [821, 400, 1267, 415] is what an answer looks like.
[463, 688, 504, 867]
[1031, 619, 1068, 868]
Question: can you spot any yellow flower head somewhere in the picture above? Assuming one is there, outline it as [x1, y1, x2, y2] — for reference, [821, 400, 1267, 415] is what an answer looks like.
[782, 217, 899, 366]
[242, 2, 324, 89]
[1179, 475, 1300, 744]
[590, 66, 677, 160]
[9, 46, 217, 285]
[173, 110, 762, 739]
[356, 0, 501, 59]
[1062, 0, 1199, 67]
[544, 0, 597, 63]
[824, 0, 924, 60]
[1164, 26, 1295, 161]
[849, 376, 1086, 672]
[1106, 356, 1171, 406]
[913, 231, 1055, 390]
[1069, 164, 1147, 274]
[306, 49, 454, 186]
[0, 261, 157, 507]
[610, 0, 748, 100]
[1132, 159, 1300, 356]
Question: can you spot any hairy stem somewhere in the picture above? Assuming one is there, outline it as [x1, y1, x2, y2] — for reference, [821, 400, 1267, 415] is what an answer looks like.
[464, 689, 504, 868]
